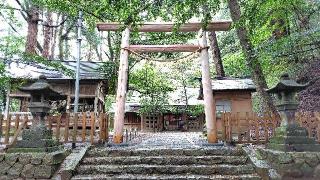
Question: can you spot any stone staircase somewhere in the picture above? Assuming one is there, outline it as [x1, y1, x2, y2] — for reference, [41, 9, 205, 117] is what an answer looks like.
[72, 147, 261, 179]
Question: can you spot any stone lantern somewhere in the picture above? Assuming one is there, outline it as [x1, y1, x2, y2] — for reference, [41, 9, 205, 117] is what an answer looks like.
[266, 73, 320, 151]
[9, 75, 65, 152]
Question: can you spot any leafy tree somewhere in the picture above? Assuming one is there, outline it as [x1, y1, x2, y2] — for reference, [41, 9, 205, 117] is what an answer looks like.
[129, 63, 173, 114]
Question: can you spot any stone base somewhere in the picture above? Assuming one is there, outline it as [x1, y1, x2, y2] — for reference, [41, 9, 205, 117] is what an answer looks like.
[0, 150, 68, 179]
[267, 124, 320, 152]
[10, 126, 62, 152]
[7, 145, 64, 153]
[256, 148, 320, 179]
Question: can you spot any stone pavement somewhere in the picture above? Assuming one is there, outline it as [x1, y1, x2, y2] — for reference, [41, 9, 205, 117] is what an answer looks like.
[132, 132, 207, 149]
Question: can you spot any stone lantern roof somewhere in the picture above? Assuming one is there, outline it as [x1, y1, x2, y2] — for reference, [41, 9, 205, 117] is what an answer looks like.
[267, 73, 308, 94]
[19, 75, 66, 100]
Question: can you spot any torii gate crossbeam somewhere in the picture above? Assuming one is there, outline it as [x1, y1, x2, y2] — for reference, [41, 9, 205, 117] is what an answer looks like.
[97, 21, 232, 144]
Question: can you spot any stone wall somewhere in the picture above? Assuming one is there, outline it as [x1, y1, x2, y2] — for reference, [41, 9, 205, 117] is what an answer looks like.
[0, 150, 67, 179]
[257, 148, 320, 179]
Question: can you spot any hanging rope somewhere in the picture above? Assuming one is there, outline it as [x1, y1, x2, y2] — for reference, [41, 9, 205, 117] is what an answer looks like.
[122, 46, 209, 63]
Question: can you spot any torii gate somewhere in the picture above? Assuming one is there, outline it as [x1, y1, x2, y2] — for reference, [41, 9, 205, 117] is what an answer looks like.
[97, 21, 232, 143]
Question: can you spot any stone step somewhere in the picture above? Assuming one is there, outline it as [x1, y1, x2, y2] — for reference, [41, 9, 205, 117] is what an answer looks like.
[76, 164, 256, 175]
[86, 147, 244, 157]
[72, 173, 261, 180]
[81, 155, 248, 165]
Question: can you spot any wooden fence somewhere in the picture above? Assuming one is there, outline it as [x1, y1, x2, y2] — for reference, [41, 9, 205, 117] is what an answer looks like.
[0, 112, 138, 147]
[221, 112, 320, 144]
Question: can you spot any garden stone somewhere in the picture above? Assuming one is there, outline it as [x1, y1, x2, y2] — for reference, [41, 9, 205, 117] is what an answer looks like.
[21, 164, 34, 178]
[0, 153, 4, 161]
[0, 161, 11, 175]
[18, 154, 32, 165]
[304, 153, 319, 167]
[300, 162, 313, 176]
[292, 153, 305, 166]
[7, 163, 23, 177]
[5, 153, 19, 166]
[277, 153, 293, 164]
[314, 164, 320, 177]
[31, 154, 45, 165]
[33, 165, 54, 178]
[43, 150, 66, 165]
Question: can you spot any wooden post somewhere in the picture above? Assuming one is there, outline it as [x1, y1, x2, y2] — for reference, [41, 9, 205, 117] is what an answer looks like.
[14, 114, 20, 132]
[105, 114, 109, 142]
[198, 29, 217, 143]
[236, 112, 241, 143]
[4, 85, 10, 121]
[221, 112, 226, 141]
[9, 117, 28, 147]
[254, 113, 260, 143]
[90, 112, 95, 144]
[56, 114, 62, 141]
[81, 112, 86, 142]
[0, 114, 3, 141]
[64, 113, 70, 143]
[315, 112, 320, 142]
[245, 112, 251, 143]
[141, 114, 144, 132]
[99, 113, 103, 141]
[73, 113, 78, 145]
[113, 27, 130, 144]
[4, 114, 11, 144]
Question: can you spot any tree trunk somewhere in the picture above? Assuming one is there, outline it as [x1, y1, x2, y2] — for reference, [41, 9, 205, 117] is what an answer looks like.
[25, 6, 39, 54]
[228, 0, 278, 115]
[58, 16, 66, 60]
[209, 31, 225, 77]
[50, 14, 61, 60]
[42, 11, 53, 58]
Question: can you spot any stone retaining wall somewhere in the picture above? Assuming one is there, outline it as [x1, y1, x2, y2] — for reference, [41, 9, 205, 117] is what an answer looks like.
[0, 150, 67, 179]
[257, 148, 320, 179]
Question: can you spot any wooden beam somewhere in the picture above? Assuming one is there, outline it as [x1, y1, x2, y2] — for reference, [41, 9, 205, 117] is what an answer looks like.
[128, 45, 200, 53]
[97, 21, 232, 32]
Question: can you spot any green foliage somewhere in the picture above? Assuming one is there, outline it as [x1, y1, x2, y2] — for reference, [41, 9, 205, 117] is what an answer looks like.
[222, 52, 251, 77]
[129, 63, 173, 114]
[98, 61, 118, 94]
[168, 104, 204, 116]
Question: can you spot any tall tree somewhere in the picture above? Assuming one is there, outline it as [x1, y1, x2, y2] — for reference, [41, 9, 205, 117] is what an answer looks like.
[209, 31, 225, 77]
[228, 0, 278, 114]
[25, 3, 40, 54]
[42, 10, 52, 58]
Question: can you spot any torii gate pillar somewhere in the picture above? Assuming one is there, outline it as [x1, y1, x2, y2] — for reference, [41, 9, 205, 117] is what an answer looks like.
[113, 27, 130, 143]
[199, 30, 217, 143]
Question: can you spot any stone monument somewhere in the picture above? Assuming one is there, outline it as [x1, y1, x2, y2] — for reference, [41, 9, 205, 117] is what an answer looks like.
[266, 73, 320, 151]
[8, 75, 65, 152]
[1, 75, 68, 179]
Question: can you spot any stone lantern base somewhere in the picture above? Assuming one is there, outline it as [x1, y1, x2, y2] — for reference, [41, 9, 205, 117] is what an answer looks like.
[7, 126, 63, 153]
[267, 124, 320, 152]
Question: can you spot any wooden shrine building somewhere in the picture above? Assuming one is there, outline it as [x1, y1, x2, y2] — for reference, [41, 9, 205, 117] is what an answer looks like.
[109, 88, 205, 132]
[198, 77, 256, 131]
[5, 60, 108, 113]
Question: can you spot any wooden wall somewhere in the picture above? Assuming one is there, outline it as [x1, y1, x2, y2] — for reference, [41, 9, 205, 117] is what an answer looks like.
[213, 91, 253, 132]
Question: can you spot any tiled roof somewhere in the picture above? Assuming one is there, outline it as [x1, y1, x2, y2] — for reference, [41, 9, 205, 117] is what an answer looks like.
[5, 60, 106, 80]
